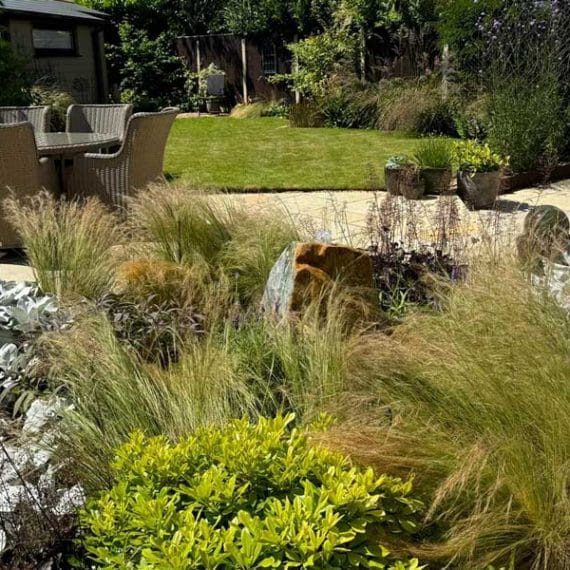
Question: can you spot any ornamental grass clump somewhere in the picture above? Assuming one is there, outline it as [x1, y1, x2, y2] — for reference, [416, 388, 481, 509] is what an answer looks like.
[129, 185, 300, 305]
[44, 315, 262, 490]
[4, 192, 123, 300]
[413, 138, 453, 170]
[318, 258, 570, 569]
[79, 415, 424, 569]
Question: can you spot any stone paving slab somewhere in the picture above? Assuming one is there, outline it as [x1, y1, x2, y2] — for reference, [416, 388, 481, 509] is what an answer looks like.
[2, 181, 570, 283]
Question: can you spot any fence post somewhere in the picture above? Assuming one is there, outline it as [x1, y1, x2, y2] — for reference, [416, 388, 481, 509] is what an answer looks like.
[293, 34, 300, 104]
[241, 37, 248, 104]
[442, 44, 450, 101]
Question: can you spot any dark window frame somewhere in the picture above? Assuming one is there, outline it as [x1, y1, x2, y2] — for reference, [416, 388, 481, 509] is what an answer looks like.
[261, 42, 278, 77]
[32, 24, 78, 57]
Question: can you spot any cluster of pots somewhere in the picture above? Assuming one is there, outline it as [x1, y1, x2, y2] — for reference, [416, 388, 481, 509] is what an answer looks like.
[385, 165, 502, 210]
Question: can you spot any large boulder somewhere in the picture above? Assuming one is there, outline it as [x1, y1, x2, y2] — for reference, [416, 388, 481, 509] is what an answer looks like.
[262, 242, 376, 318]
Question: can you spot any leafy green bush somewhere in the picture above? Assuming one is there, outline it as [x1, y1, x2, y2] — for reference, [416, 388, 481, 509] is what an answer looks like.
[453, 95, 490, 141]
[273, 29, 356, 98]
[113, 23, 186, 111]
[453, 140, 507, 173]
[79, 415, 424, 569]
[487, 74, 564, 173]
[0, 39, 28, 106]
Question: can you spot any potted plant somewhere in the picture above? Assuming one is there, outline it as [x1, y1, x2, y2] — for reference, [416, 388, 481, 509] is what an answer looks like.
[384, 155, 415, 196]
[454, 140, 508, 209]
[399, 164, 425, 200]
[414, 138, 454, 195]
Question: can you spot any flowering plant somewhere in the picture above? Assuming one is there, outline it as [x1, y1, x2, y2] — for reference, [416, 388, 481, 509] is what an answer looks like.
[454, 140, 508, 173]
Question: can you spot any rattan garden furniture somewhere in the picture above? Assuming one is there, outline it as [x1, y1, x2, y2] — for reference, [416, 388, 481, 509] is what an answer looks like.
[65, 104, 133, 142]
[0, 122, 58, 248]
[36, 133, 121, 156]
[0, 106, 51, 133]
[66, 108, 179, 210]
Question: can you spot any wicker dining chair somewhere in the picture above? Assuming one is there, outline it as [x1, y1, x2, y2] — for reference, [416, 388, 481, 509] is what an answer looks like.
[66, 108, 179, 210]
[66, 104, 133, 141]
[0, 106, 51, 133]
[0, 122, 58, 248]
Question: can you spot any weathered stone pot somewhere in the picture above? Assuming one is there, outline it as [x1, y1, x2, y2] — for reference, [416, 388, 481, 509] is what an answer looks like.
[421, 168, 453, 195]
[457, 170, 501, 210]
[400, 176, 425, 200]
[384, 167, 401, 195]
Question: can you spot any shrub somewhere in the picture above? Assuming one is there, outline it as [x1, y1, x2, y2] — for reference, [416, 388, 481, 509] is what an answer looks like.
[453, 140, 507, 173]
[113, 23, 186, 111]
[453, 94, 490, 141]
[487, 74, 564, 173]
[274, 29, 357, 98]
[96, 293, 204, 366]
[317, 74, 381, 130]
[414, 100, 459, 137]
[321, 259, 570, 568]
[79, 415, 424, 569]
[4, 193, 124, 300]
[0, 39, 28, 106]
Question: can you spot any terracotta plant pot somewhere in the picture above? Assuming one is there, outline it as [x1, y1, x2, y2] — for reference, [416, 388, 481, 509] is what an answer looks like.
[421, 168, 453, 195]
[457, 170, 501, 210]
[384, 167, 401, 195]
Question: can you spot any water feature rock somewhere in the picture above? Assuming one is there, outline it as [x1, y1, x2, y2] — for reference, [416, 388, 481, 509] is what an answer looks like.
[262, 242, 376, 318]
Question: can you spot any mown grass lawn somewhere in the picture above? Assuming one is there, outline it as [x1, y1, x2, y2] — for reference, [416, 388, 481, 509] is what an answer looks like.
[165, 117, 419, 191]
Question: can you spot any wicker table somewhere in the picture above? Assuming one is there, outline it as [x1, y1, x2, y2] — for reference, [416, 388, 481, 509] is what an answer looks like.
[35, 133, 120, 156]
[35, 133, 121, 195]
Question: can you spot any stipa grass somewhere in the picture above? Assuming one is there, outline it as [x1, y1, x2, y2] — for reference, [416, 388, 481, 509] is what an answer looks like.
[4, 192, 124, 300]
[129, 185, 300, 305]
[44, 315, 264, 491]
[317, 258, 570, 569]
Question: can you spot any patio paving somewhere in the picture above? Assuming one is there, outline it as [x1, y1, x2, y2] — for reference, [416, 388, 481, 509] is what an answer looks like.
[219, 180, 570, 247]
[1, 180, 569, 283]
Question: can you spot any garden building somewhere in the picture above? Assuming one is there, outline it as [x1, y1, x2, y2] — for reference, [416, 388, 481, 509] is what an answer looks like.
[0, 0, 109, 103]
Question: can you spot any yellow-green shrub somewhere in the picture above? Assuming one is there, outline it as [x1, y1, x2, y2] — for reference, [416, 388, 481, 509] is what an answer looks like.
[79, 415, 424, 569]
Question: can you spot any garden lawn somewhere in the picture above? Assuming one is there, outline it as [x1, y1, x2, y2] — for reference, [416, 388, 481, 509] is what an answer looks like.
[165, 117, 419, 191]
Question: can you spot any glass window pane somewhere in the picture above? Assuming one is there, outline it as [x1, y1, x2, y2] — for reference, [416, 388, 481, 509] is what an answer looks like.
[33, 29, 74, 51]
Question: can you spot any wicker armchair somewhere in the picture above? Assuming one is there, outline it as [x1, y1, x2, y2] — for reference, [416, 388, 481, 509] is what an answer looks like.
[0, 106, 51, 133]
[0, 123, 58, 248]
[66, 104, 133, 141]
[66, 108, 178, 210]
